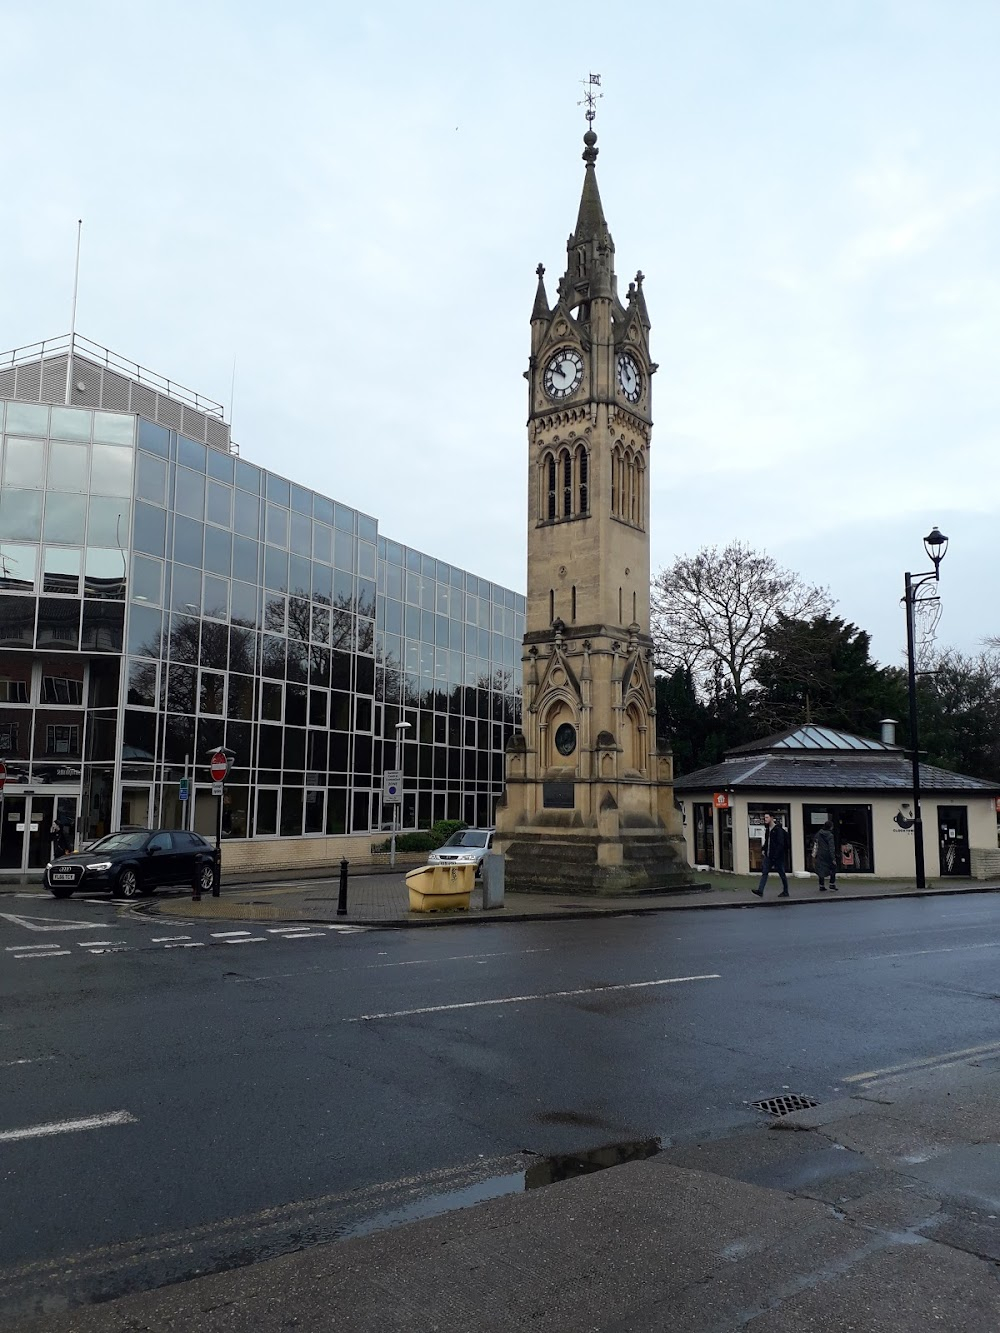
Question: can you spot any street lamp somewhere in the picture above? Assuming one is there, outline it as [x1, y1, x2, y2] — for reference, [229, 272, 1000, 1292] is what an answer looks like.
[389, 720, 412, 870]
[903, 526, 948, 890]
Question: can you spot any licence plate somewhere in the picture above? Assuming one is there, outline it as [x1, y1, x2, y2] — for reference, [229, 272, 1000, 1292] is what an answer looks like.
[52, 873, 75, 882]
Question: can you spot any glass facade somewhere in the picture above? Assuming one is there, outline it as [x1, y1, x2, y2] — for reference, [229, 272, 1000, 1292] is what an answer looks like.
[0, 400, 523, 860]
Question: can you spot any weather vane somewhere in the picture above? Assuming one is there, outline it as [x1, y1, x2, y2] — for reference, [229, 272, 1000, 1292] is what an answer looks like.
[579, 72, 602, 125]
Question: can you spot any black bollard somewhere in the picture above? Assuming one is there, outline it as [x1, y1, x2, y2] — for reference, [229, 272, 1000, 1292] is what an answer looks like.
[337, 858, 349, 916]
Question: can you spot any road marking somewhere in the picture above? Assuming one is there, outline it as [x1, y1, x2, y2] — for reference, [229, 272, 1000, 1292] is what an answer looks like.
[15, 950, 71, 959]
[0, 1056, 56, 1069]
[281, 931, 326, 939]
[211, 931, 252, 938]
[6, 944, 62, 952]
[324, 924, 370, 933]
[0, 912, 104, 933]
[369, 947, 553, 971]
[0, 1111, 137, 1143]
[77, 940, 124, 948]
[866, 942, 1000, 961]
[845, 1038, 1000, 1084]
[152, 936, 190, 942]
[163, 941, 204, 948]
[224, 937, 268, 944]
[347, 974, 722, 1022]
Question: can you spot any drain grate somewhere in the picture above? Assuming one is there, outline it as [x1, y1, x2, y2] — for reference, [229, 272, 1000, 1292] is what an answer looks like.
[751, 1094, 820, 1117]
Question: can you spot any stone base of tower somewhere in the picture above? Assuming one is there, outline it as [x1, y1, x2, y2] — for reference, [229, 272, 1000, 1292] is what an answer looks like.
[497, 826, 695, 896]
[495, 766, 697, 896]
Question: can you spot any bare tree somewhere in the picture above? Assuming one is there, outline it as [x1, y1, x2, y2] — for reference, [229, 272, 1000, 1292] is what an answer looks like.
[651, 542, 832, 705]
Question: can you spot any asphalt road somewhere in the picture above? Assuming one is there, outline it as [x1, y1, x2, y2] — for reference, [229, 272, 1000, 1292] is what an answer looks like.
[4, 890, 1000, 1325]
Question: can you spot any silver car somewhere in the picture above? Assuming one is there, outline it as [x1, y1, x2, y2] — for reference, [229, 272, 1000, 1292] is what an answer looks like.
[427, 828, 494, 876]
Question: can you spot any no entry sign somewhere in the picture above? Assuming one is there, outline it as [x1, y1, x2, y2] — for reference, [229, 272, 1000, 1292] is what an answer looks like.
[210, 751, 229, 783]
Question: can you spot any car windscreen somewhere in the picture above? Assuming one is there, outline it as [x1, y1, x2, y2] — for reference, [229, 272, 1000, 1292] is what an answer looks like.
[444, 831, 490, 848]
[89, 833, 147, 852]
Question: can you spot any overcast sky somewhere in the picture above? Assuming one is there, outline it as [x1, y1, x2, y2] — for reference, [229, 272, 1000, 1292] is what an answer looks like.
[3, 0, 997, 670]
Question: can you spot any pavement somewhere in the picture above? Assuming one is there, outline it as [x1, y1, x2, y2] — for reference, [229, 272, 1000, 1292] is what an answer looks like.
[23, 1058, 1000, 1331]
[138, 867, 1000, 926]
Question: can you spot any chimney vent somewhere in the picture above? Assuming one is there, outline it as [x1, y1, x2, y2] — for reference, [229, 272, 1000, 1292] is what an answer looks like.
[880, 719, 898, 746]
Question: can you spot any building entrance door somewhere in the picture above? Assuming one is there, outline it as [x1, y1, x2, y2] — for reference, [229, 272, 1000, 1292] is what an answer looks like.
[0, 797, 27, 870]
[937, 806, 970, 877]
[120, 786, 153, 830]
[0, 794, 78, 871]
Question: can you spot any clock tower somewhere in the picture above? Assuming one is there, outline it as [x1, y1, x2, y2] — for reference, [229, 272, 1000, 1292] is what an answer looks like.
[494, 123, 692, 893]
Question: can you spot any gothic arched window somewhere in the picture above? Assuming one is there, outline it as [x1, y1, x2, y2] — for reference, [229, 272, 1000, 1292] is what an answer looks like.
[576, 445, 589, 514]
[562, 449, 572, 517]
[546, 454, 556, 520]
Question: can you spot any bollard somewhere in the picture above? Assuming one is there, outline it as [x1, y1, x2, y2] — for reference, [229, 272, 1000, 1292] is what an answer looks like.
[337, 858, 349, 916]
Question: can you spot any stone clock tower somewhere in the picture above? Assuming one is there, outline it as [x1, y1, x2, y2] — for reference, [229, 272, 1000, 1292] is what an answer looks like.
[494, 124, 692, 894]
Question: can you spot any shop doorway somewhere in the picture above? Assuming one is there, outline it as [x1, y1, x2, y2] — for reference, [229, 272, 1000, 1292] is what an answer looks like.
[0, 794, 78, 871]
[937, 806, 970, 877]
[718, 807, 734, 871]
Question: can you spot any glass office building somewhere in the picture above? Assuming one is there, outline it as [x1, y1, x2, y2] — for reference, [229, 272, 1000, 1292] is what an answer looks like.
[0, 340, 523, 872]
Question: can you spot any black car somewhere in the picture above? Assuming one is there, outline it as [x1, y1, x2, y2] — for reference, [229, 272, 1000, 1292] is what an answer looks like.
[45, 829, 216, 899]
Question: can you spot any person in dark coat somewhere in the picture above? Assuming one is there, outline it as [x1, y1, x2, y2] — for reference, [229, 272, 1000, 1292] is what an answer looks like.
[812, 820, 837, 891]
[751, 813, 789, 898]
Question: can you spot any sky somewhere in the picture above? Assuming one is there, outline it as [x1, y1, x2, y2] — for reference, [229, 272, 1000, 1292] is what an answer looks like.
[2, 0, 998, 671]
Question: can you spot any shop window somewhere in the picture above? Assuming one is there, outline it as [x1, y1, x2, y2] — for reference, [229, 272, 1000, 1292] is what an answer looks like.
[802, 804, 874, 874]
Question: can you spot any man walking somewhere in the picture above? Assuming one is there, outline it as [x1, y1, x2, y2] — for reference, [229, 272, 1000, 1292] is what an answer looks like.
[752, 813, 789, 899]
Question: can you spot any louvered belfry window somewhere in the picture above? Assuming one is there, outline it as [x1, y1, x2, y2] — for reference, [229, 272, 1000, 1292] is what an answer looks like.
[547, 455, 557, 520]
[578, 447, 588, 514]
[563, 451, 572, 517]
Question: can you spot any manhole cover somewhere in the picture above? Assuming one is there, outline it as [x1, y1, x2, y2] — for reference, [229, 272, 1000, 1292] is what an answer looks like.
[751, 1094, 820, 1117]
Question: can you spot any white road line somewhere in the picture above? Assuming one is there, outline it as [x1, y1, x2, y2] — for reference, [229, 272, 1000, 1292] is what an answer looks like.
[224, 937, 268, 944]
[16, 950, 71, 959]
[152, 936, 190, 942]
[211, 931, 252, 938]
[6, 944, 62, 952]
[77, 940, 123, 947]
[282, 932, 326, 939]
[0, 912, 104, 932]
[84, 947, 130, 954]
[369, 947, 554, 971]
[0, 1110, 137, 1143]
[866, 942, 1000, 961]
[163, 942, 205, 949]
[845, 1038, 1000, 1085]
[347, 974, 722, 1022]
[0, 1056, 56, 1068]
[267, 927, 307, 934]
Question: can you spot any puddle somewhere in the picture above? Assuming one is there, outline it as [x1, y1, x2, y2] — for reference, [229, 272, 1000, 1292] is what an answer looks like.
[345, 1137, 662, 1242]
[525, 1136, 661, 1189]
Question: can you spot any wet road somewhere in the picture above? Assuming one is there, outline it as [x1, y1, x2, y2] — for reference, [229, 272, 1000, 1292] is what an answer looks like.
[3, 891, 1000, 1322]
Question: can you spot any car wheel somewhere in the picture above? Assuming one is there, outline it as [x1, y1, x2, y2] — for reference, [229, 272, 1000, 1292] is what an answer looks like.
[49, 885, 75, 899]
[114, 866, 140, 899]
[197, 862, 216, 895]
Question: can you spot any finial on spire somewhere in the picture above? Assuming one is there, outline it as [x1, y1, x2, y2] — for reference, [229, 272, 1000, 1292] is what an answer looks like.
[578, 73, 602, 164]
[536, 263, 545, 278]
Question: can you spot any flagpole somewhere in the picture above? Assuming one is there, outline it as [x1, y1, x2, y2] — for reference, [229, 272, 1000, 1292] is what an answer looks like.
[65, 219, 83, 406]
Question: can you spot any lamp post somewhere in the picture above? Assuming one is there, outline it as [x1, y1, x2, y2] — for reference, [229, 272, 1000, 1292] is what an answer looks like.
[389, 720, 411, 870]
[903, 526, 948, 890]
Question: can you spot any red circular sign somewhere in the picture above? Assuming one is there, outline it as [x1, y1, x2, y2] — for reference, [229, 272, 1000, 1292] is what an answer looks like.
[0, 761, 6, 791]
[210, 751, 229, 782]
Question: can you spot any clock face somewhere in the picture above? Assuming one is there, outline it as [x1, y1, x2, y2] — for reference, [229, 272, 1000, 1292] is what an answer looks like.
[543, 349, 584, 399]
[617, 353, 641, 403]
